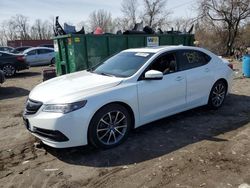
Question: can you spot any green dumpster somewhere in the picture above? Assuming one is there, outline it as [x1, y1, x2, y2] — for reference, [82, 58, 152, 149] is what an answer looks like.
[54, 34, 194, 76]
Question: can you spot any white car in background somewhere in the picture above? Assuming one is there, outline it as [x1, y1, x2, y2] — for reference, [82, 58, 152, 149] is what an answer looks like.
[23, 47, 55, 66]
[23, 46, 233, 149]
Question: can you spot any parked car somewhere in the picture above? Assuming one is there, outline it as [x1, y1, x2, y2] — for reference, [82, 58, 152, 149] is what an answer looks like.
[12, 46, 32, 54]
[0, 51, 29, 77]
[0, 46, 15, 53]
[23, 47, 55, 66]
[23, 46, 233, 149]
[0, 70, 5, 84]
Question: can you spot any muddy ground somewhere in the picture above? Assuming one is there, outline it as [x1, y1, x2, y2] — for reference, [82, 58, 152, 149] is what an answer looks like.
[0, 62, 249, 188]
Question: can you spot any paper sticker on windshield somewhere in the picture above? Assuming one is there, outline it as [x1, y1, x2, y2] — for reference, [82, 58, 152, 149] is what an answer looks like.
[135, 53, 150, 57]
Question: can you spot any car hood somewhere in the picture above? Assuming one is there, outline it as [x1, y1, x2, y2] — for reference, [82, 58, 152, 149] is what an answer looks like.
[29, 71, 124, 103]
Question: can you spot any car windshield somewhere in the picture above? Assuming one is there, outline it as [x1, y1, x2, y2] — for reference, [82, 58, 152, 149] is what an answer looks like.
[92, 52, 154, 77]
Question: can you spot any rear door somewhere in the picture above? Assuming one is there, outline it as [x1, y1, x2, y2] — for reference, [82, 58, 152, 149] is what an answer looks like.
[37, 49, 54, 65]
[177, 50, 214, 106]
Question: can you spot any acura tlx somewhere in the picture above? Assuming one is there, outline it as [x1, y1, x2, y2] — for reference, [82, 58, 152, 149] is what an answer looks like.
[23, 46, 233, 149]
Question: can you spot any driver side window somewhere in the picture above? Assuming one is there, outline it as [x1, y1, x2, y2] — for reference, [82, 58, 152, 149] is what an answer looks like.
[149, 52, 177, 75]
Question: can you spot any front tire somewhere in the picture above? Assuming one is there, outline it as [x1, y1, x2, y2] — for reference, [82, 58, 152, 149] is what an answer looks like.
[2, 64, 16, 77]
[208, 80, 227, 109]
[88, 104, 131, 149]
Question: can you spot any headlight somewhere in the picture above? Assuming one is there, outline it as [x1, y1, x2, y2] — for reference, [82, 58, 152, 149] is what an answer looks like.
[42, 100, 87, 114]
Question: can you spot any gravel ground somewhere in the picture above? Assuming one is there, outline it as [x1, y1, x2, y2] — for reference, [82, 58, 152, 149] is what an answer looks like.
[0, 61, 249, 188]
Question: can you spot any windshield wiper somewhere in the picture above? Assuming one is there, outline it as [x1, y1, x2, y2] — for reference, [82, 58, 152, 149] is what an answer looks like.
[99, 72, 116, 77]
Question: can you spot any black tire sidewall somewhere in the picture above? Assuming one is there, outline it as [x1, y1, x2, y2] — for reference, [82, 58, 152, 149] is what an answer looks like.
[88, 104, 131, 149]
[2, 64, 16, 77]
[208, 80, 227, 109]
[51, 58, 55, 65]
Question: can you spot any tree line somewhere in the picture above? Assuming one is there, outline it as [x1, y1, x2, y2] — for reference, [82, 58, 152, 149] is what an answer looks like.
[0, 0, 250, 55]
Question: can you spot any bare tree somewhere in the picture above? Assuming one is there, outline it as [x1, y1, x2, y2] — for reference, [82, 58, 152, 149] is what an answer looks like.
[11, 14, 30, 40]
[31, 19, 43, 39]
[195, 19, 228, 54]
[121, 0, 138, 26]
[232, 21, 250, 50]
[0, 19, 20, 45]
[171, 18, 193, 32]
[199, 0, 250, 55]
[113, 17, 130, 31]
[30, 19, 53, 40]
[141, 0, 170, 29]
[42, 20, 53, 39]
[89, 9, 114, 33]
[0, 30, 6, 46]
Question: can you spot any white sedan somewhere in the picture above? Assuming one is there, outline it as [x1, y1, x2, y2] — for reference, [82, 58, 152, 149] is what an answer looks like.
[23, 46, 233, 149]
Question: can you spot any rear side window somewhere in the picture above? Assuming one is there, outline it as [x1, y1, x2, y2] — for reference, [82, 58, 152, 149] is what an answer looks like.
[27, 50, 37, 55]
[178, 50, 211, 70]
[38, 49, 53, 54]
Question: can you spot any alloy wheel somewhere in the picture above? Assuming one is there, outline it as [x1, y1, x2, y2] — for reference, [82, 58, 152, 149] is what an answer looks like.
[2, 64, 16, 77]
[96, 110, 128, 145]
[211, 83, 226, 107]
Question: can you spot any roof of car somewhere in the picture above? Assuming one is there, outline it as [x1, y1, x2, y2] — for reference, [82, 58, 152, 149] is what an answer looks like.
[15, 46, 32, 49]
[23, 47, 54, 53]
[26, 47, 54, 50]
[0, 51, 14, 55]
[124, 45, 201, 53]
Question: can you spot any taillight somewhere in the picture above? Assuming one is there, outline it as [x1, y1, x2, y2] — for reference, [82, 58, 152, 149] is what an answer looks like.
[228, 63, 233, 70]
[17, 56, 25, 62]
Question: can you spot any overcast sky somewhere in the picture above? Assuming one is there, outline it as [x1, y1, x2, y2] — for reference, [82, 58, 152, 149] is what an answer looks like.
[0, 0, 197, 25]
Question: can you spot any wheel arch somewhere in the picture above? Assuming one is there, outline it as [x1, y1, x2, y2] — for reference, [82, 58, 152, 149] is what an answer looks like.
[90, 101, 135, 129]
[213, 78, 228, 92]
[207, 78, 228, 106]
[87, 101, 136, 147]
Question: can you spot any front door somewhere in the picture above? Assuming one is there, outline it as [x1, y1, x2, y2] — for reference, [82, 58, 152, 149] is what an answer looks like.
[137, 52, 186, 124]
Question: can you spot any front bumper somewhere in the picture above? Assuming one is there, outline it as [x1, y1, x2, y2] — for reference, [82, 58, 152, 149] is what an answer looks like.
[23, 106, 92, 148]
[23, 118, 69, 142]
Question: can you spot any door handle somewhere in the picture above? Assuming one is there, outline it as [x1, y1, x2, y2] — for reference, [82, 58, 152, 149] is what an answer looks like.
[175, 76, 184, 81]
[205, 68, 210, 72]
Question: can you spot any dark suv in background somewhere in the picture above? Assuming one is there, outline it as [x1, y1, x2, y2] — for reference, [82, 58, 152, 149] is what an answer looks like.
[0, 51, 29, 77]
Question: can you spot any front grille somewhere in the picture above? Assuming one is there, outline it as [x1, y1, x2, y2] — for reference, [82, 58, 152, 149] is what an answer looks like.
[32, 127, 69, 142]
[24, 99, 43, 115]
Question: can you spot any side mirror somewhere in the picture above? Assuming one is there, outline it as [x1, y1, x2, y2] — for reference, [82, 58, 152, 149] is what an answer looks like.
[144, 70, 163, 80]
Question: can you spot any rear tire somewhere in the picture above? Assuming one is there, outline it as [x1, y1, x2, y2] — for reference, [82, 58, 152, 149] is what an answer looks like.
[88, 104, 131, 149]
[208, 80, 227, 109]
[2, 64, 16, 77]
[51, 58, 55, 65]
